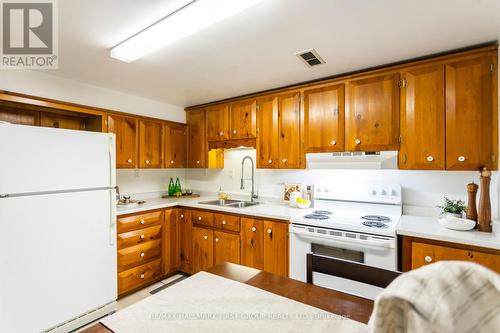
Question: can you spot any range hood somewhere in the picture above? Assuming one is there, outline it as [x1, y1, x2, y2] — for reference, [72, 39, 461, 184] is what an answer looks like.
[306, 151, 398, 169]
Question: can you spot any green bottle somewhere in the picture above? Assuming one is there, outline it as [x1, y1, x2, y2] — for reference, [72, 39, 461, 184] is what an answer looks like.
[174, 178, 182, 196]
[168, 178, 175, 196]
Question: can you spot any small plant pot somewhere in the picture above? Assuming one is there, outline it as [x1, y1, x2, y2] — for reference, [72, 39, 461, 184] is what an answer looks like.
[445, 212, 462, 219]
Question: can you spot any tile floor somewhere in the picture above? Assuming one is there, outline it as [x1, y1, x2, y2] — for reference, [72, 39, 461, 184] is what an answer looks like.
[75, 274, 185, 332]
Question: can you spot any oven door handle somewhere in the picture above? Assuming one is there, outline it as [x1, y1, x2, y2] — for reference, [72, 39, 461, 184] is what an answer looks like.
[291, 227, 395, 249]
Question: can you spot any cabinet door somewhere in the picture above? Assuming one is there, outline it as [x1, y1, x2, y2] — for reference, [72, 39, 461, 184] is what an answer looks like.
[303, 85, 345, 152]
[178, 209, 193, 274]
[139, 120, 163, 168]
[107, 114, 138, 168]
[446, 55, 497, 170]
[163, 209, 180, 274]
[263, 221, 288, 277]
[206, 105, 229, 141]
[187, 109, 206, 168]
[346, 73, 400, 151]
[399, 65, 445, 170]
[278, 92, 301, 168]
[214, 231, 240, 265]
[164, 123, 187, 168]
[256, 96, 279, 168]
[192, 226, 214, 273]
[230, 100, 257, 139]
[240, 218, 264, 270]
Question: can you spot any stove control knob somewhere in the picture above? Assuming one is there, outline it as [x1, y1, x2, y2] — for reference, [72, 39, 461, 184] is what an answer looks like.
[380, 189, 387, 195]
[371, 189, 377, 195]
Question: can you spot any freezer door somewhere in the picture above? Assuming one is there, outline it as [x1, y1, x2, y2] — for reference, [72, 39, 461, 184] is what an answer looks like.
[0, 124, 115, 195]
[0, 190, 117, 333]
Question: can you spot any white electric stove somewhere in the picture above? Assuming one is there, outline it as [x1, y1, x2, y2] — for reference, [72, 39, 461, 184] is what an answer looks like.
[289, 183, 402, 300]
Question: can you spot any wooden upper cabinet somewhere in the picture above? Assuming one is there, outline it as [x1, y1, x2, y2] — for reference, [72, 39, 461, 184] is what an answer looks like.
[139, 120, 163, 168]
[230, 100, 257, 139]
[214, 231, 240, 265]
[107, 114, 139, 168]
[192, 226, 214, 273]
[278, 92, 301, 168]
[206, 105, 229, 141]
[346, 73, 400, 151]
[399, 65, 445, 170]
[303, 84, 345, 153]
[256, 95, 279, 168]
[187, 109, 206, 168]
[263, 221, 288, 277]
[445, 54, 497, 170]
[164, 123, 186, 168]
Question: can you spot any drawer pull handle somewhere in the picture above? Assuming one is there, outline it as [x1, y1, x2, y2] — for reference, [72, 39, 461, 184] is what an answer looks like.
[127, 159, 132, 163]
[140, 219, 145, 225]
[180, 214, 184, 218]
[215, 238, 219, 243]
[267, 228, 272, 234]
[140, 234, 145, 240]
[251, 227, 256, 232]
[204, 235, 208, 240]
[222, 220, 227, 225]
[233, 130, 237, 134]
[140, 273, 145, 279]
[331, 140, 336, 145]
[140, 252, 145, 258]
[424, 256, 432, 263]
[170, 160, 174, 164]
[458, 156, 465, 162]
[219, 132, 224, 136]
[198, 216, 202, 221]
[282, 158, 287, 163]
[427, 156, 434, 162]
[268, 159, 273, 164]
[355, 139, 361, 145]
[196, 160, 200, 164]
[145, 160, 150, 164]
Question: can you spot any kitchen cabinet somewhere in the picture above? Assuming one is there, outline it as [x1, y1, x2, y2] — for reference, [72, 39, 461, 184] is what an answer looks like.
[240, 218, 265, 270]
[445, 54, 497, 170]
[256, 95, 279, 168]
[39, 112, 86, 130]
[303, 84, 345, 153]
[0, 106, 39, 125]
[187, 109, 206, 168]
[192, 226, 214, 273]
[164, 123, 187, 168]
[178, 209, 193, 274]
[206, 105, 229, 141]
[230, 99, 257, 139]
[346, 73, 400, 151]
[163, 209, 180, 274]
[107, 114, 139, 168]
[214, 231, 240, 265]
[118, 259, 162, 296]
[399, 65, 445, 170]
[402, 236, 500, 274]
[139, 120, 163, 168]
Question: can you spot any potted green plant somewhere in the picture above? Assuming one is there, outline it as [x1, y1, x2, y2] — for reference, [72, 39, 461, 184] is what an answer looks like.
[438, 197, 467, 218]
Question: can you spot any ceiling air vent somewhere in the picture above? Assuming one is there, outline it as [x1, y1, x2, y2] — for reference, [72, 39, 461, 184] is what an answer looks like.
[295, 48, 325, 67]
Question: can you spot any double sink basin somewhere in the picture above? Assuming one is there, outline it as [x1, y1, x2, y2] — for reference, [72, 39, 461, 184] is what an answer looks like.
[198, 199, 260, 208]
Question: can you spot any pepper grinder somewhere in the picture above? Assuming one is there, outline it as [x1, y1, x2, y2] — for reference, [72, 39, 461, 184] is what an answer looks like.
[466, 182, 478, 225]
[478, 168, 492, 232]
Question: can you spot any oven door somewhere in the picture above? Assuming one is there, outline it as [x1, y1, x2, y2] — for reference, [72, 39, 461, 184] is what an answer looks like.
[289, 223, 397, 300]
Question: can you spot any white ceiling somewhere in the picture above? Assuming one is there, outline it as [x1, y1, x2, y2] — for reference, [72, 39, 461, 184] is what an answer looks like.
[51, 0, 500, 108]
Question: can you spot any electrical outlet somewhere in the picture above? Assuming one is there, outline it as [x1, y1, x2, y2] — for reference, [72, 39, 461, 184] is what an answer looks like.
[134, 169, 140, 178]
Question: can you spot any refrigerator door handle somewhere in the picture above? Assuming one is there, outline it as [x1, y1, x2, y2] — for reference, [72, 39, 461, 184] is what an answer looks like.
[109, 188, 116, 246]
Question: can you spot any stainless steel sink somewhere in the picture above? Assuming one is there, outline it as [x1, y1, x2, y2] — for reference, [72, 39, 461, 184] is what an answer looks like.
[198, 199, 260, 208]
[225, 201, 260, 208]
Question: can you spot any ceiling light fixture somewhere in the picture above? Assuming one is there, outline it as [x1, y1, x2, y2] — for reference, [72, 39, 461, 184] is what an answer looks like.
[110, 0, 267, 63]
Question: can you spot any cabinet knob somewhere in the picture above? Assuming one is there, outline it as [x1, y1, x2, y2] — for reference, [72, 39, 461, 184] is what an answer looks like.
[198, 216, 202, 221]
[355, 139, 361, 145]
[251, 227, 256, 232]
[180, 214, 184, 218]
[331, 140, 336, 145]
[140, 273, 145, 279]
[140, 234, 145, 239]
[219, 132, 224, 136]
[268, 159, 273, 164]
[282, 158, 287, 163]
[233, 130, 237, 134]
[140, 252, 145, 258]
[145, 160, 150, 164]
[215, 237, 219, 243]
[427, 156, 434, 162]
[127, 159, 132, 163]
[222, 220, 227, 225]
[204, 235, 208, 240]
[196, 160, 200, 164]
[458, 156, 465, 162]
[267, 228, 272, 234]
[424, 256, 432, 263]
[140, 219, 145, 225]
[170, 160, 174, 164]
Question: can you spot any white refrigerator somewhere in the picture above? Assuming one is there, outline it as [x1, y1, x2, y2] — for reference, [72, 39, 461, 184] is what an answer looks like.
[0, 124, 117, 333]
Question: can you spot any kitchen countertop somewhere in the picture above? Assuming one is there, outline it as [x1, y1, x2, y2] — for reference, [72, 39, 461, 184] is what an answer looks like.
[396, 215, 500, 250]
[116, 195, 312, 221]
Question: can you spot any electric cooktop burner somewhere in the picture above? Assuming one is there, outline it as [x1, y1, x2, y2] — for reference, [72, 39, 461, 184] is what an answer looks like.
[362, 221, 389, 228]
[312, 210, 332, 215]
[362, 215, 391, 222]
[304, 214, 330, 220]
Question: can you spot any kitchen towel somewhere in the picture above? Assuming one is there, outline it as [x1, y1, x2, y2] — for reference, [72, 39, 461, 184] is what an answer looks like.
[369, 261, 500, 333]
[101, 271, 367, 333]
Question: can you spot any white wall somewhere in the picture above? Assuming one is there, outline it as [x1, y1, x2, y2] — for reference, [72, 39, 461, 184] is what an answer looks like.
[117, 169, 186, 196]
[186, 149, 499, 218]
[0, 71, 186, 123]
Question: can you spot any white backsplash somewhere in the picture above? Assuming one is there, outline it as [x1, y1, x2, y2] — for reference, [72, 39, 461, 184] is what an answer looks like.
[117, 169, 186, 196]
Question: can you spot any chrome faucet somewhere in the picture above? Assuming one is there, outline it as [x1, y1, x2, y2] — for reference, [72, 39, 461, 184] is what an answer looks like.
[240, 156, 258, 202]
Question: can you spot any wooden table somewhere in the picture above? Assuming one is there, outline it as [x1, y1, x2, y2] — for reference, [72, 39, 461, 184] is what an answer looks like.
[82, 263, 374, 333]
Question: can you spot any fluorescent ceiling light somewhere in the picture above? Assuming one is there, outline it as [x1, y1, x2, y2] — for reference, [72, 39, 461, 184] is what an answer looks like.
[111, 0, 267, 63]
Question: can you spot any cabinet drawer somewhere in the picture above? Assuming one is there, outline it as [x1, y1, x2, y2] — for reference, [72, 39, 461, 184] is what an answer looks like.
[191, 210, 214, 227]
[118, 259, 162, 295]
[118, 239, 162, 272]
[412, 242, 500, 273]
[214, 213, 240, 232]
[117, 224, 162, 249]
[117, 211, 163, 233]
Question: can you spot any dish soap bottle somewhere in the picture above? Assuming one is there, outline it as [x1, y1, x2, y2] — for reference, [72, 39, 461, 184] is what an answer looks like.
[168, 178, 175, 196]
[174, 178, 182, 196]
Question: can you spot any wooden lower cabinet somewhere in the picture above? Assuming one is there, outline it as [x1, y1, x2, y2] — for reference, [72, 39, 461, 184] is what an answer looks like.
[118, 259, 163, 295]
[240, 218, 265, 270]
[192, 226, 214, 273]
[178, 209, 193, 274]
[163, 209, 180, 274]
[402, 236, 500, 274]
[214, 231, 240, 265]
